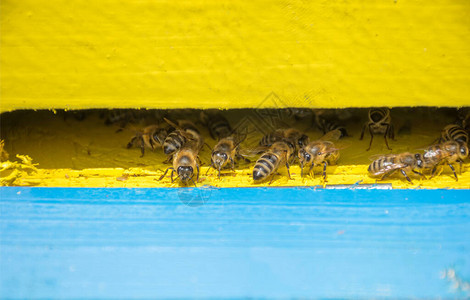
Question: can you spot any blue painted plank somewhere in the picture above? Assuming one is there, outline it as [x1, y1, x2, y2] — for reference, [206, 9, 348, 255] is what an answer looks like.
[1, 187, 469, 298]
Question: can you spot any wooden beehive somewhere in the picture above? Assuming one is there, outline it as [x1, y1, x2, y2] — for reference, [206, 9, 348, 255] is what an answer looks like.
[1, 1, 470, 298]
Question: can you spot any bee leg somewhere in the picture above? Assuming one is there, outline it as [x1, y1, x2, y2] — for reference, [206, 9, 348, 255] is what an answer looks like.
[300, 162, 304, 177]
[163, 155, 173, 164]
[285, 162, 291, 179]
[383, 124, 392, 150]
[366, 124, 374, 151]
[448, 163, 458, 181]
[170, 170, 175, 183]
[322, 161, 328, 181]
[458, 159, 463, 174]
[140, 137, 146, 157]
[196, 164, 200, 182]
[380, 169, 396, 181]
[126, 136, 137, 149]
[359, 123, 367, 140]
[230, 157, 235, 171]
[269, 174, 276, 185]
[158, 167, 175, 181]
[430, 165, 438, 178]
[411, 169, 426, 179]
[389, 124, 396, 141]
[218, 167, 221, 179]
[400, 169, 412, 183]
[436, 164, 445, 177]
[149, 136, 155, 150]
[308, 163, 315, 178]
[196, 156, 203, 167]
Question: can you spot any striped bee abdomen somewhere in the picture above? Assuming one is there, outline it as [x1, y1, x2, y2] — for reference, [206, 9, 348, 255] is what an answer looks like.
[259, 131, 283, 147]
[368, 156, 395, 175]
[370, 108, 389, 123]
[163, 132, 186, 155]
[315, 116, 348, 138]
[209, 119, 231, 140]
[253, 153, 279, 181]
[441, 124, 468, 144]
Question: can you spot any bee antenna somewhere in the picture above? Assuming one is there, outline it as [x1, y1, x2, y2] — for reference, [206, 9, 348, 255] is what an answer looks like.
[191, 178, 197, 187]
[158, 167, 174, 181]
[203, 143, 212, 151]
[205, 163, 213, 176]
[163, 117, 180, 130]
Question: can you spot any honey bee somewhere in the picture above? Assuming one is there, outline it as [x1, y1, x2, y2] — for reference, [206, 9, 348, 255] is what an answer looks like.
[200, 111, 232, 140]
[423, 141, 469, 181]
[297, 129, 342, 180]
[439, 124, 468, 145]
[101, 109, 140, 131]
[259, 129, 284, 147]
[289, 108, 312, 121]
[206, 129, 250, 178]
[368, 152, 425, 183]
[360, 108, 394, 151]
[298, 141, 339, 180]
[252, 141, 294, 183]
[313, 112, 348, 138]
[259, 129, 309, 153]
[162, 118, 203, 159]
[457, 107, 470, 132]
[159, 140, 201, 186]
[127, 125, 174, 157]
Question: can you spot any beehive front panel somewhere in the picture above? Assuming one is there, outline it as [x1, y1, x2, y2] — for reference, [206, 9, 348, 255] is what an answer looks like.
[1, 0, 470, 111]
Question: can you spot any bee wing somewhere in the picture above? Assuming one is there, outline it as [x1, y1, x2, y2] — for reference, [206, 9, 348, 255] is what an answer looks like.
[368, 159, 408, 176]
[332, 140, 352, 151]
[164, 117, 198, 141]
[415, 142, 454, 158]
[422, 146, 454, 160]
[163, 117, 181, 130]
[318, 129, 342, 141]
[368, 154, 396, 162]
[376, 163, 408, 175]
[239, 146, 268, 157]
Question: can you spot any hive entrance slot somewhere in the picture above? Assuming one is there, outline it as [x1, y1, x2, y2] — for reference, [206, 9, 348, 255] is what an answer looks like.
[0, 107, 469, 188]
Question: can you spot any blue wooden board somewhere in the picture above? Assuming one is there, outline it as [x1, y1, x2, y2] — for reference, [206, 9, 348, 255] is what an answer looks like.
[1, 187, 469, 298]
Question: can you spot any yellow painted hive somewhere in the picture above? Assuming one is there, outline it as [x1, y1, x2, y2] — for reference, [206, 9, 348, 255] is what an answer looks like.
[1, 0, 469, 189]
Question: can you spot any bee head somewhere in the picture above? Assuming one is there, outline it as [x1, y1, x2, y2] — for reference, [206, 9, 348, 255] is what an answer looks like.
[177, 166, 194, 181]
[298, 148, 312, 164]
[459, 143, 469, 159]
[414, 153, 424, 169]
[212, 151, 228, 168]
[370, 111, 384, 122]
